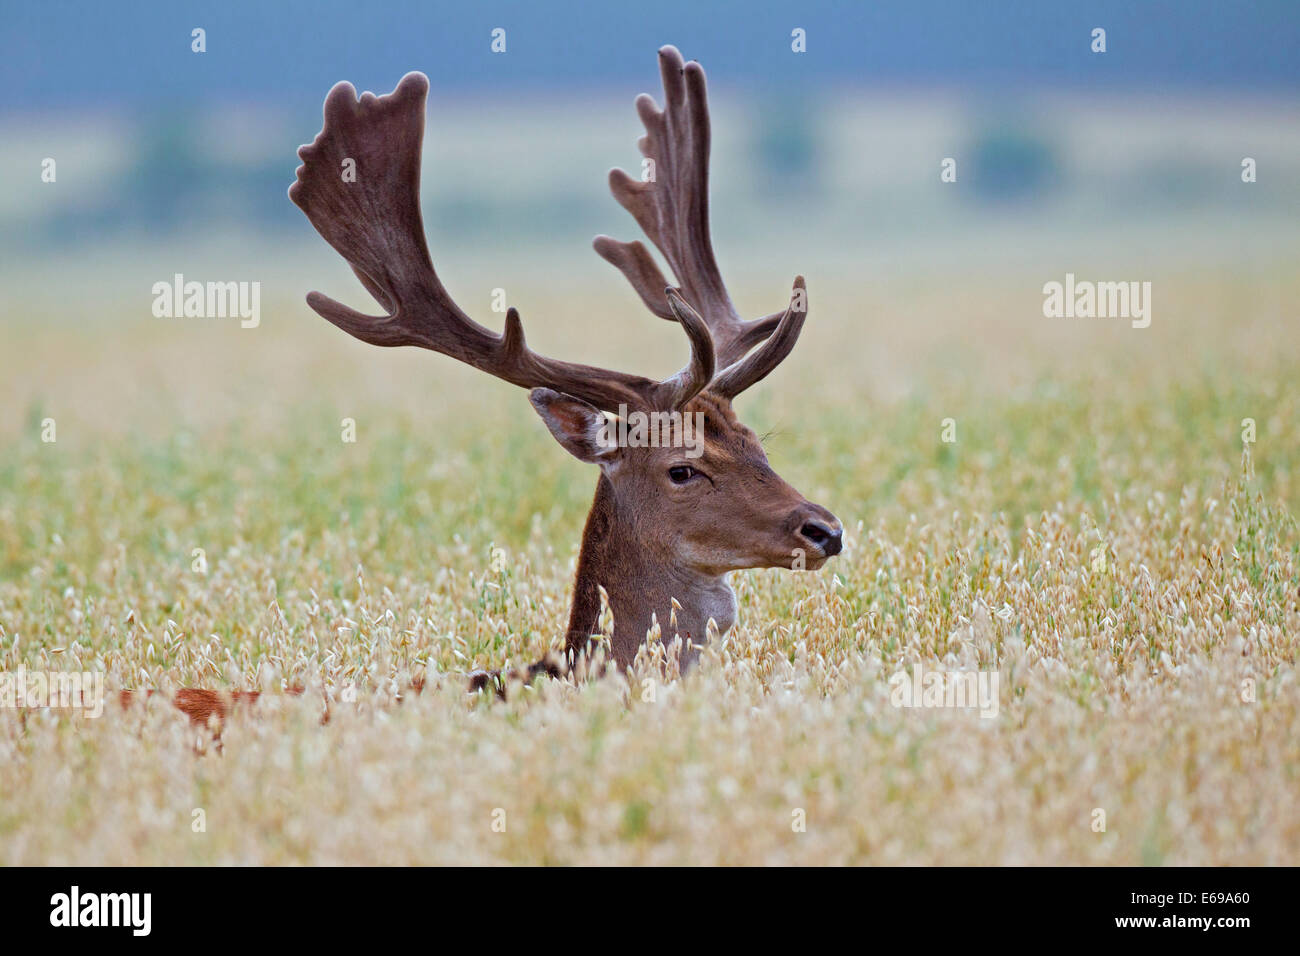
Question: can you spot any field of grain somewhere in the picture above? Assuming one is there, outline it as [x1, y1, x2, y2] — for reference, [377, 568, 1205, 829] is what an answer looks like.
[1, 239, 1298, 865]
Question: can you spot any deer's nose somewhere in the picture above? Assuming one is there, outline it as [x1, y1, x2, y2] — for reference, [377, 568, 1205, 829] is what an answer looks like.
[797, 516, 843, 557]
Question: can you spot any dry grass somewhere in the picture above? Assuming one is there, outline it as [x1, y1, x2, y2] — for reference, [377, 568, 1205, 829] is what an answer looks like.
[1, 253, 1298, 864]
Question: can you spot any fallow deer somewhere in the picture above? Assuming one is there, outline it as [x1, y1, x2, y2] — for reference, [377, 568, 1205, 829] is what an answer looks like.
[117, 46, 842, 725]
[286, 45, 843, 692]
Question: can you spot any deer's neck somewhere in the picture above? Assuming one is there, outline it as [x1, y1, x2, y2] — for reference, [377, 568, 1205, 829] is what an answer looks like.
[565, 474, 736, 668]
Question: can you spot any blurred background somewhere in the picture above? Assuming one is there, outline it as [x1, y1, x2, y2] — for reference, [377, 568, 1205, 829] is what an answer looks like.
[3, 0, 1297, 299]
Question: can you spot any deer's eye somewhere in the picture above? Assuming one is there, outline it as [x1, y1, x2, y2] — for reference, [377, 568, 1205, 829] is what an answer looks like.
[668, 465, 697, 484]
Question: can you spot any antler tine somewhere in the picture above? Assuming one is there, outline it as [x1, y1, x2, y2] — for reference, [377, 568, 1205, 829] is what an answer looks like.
[594, 45, 801, 376]
[712, 276, 808, 399]
[662, 289, 716, 409]
[289, 71, 711, 414]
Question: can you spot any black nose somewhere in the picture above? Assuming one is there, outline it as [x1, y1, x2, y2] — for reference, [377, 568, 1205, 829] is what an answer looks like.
[799, 521, 843, 557]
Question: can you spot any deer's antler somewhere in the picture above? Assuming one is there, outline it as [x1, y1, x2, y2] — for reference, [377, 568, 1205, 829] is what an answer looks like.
[594, 45, 809, 395]
[289, 72, 713, 412]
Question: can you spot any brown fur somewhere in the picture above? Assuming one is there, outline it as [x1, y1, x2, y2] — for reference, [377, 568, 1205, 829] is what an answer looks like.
[142, 47, 842, 716]
[471, 390, 841, 694]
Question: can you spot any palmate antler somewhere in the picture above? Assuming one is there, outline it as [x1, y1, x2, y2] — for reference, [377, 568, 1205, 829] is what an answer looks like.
[595, 45, 808, 398]
[290, 47, 807, 411]
[289, 72, 713, 411]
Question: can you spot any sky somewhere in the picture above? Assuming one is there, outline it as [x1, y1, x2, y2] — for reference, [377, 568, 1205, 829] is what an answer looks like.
[2, 0, 1297, 114]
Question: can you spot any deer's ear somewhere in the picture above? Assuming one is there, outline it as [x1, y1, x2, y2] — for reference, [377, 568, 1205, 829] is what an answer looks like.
[529, 389, 619, 464]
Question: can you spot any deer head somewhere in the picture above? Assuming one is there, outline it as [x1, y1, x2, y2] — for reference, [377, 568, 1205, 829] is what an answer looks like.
[290, 46, 841, 673]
